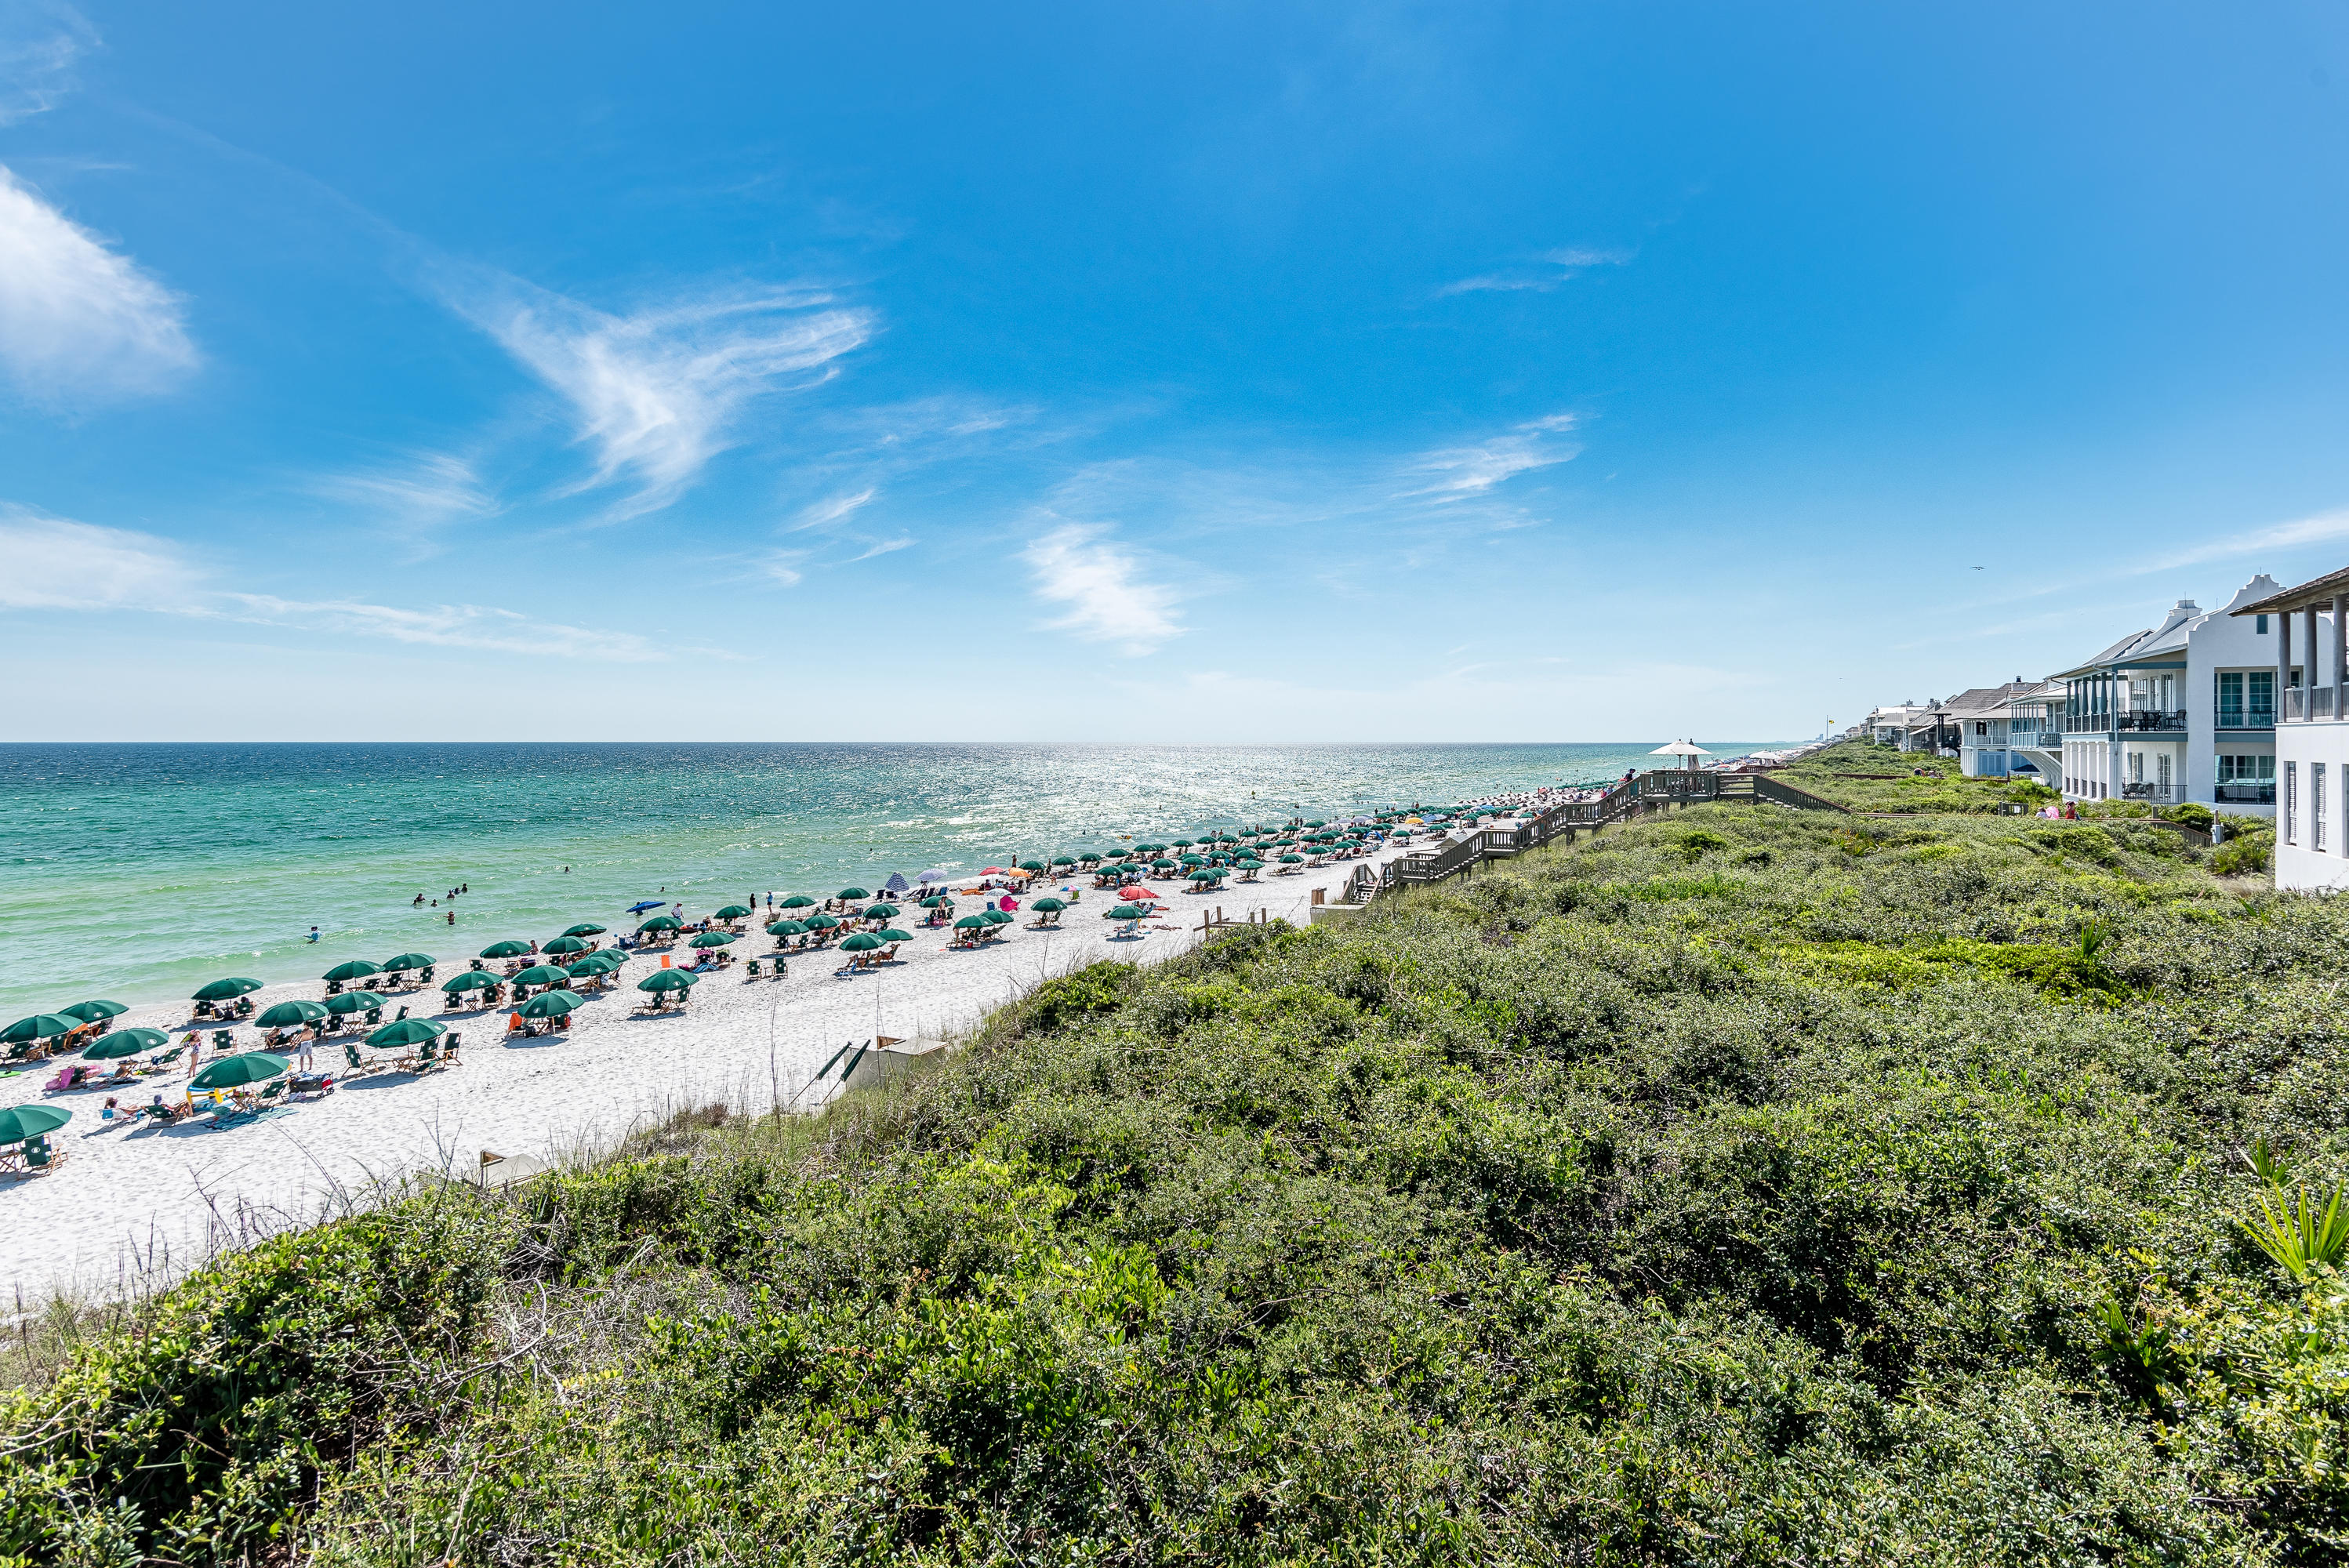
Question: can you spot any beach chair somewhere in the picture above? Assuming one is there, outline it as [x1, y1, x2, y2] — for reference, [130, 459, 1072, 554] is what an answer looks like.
[211, 1029, 235, 1053]
[444, 1033, 463, 1065]
[21, 1137, 62, 1173]
[234, 997, 255, 1018]
[419, 967, 435, 983]
[417, 1040, 441, 1070]
[745, 958, 762, 978]
[363, 1007, 383, 1026]
[143, 1044, 186, 1074]
[256, 1079, 290, 1109]
[394, 1005, 409, 1021]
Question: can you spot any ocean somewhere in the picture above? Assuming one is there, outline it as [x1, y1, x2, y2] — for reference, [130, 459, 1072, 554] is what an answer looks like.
[0, 742, 1792, 1016]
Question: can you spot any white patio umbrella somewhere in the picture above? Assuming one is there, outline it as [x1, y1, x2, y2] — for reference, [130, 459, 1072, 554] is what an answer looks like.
[1650, 739, 1712, 768]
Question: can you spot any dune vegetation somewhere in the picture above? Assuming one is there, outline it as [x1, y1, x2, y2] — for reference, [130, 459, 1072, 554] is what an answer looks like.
[5, 804, 2346, 1565]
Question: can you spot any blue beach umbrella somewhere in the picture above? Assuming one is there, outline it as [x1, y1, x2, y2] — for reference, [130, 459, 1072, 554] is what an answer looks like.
[626, 899, 667, 913]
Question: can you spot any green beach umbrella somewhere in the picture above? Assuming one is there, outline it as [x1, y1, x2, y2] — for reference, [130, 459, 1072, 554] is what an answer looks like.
[324, 990, 387, 1016]
[1280, 854, 1304, 864]
[82, 1027, 169, 1060]
[562, 923, 608, 938]
[322, 960, 380, 983]
[780, 895, 815, 909]
[542, 935, 591, 956]
[1051, 855, 1076, 866]
[1030, 896, 1066, 912]
[874, 927, 913, 943]
[0, 1105, 71, 1144]
[766, 919, 808, 936]
[715, 905, 753, 920]
[366, 1018, 446, 1048]
[840, 932, 881, 952]
[2, 1014, 78, 1044]
[637, 915, 682, 933]
[953, 915, 989, 931]
[512, 964, 572, 987]
[918, 895, 953, 909]
[254, 1000, 329, 1029]
[689, 931, 735, 949]
[60, 1000, 128, 1023]
[1108, 904, 1149, 921]
[1018, 859, 1046, 872]
[192, 978, 262, 1003]
[1077, 851, 1102, 863]
[1180, 853, 1205, 865]
[478, 940, 532, 960]
[382, 953, 435, 971]
[803, 913, 840, 930]
[565, 953, 623, 977]
[1152, 858, 1178, 871]
[1305, 819, 1326, 828]
[637, 969, 697, 994]
[190, 1051, 290, 1090]
[1189, 869, 1218, 883]
[1172, 839, 1193, 848]
[981, 908, 1013, 925]
[862, 902, 899, 920]
[442, 971, 500, 993]
[517, 989, 585, 1019]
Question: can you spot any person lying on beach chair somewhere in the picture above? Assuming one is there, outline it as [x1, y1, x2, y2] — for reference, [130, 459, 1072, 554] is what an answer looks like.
[143, 1044, 185, 1074]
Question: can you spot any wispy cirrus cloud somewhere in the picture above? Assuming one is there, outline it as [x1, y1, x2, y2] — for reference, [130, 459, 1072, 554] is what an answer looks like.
[0, 3, 96, 128]
[228, 593, 699, 662]
[1408, 413, 1580, 499]
[1436, 245, 1633, 297]
[0, 505, 198, 608]
[1023, 523, 1182, 655]
[2147, 508, 2349, 572]
[308, 450, 498, 537]
[0, 165, 197, 406]
[0, 505, 702, 661]
[788, 486, 875, 532]
[443, 273, 873, 521]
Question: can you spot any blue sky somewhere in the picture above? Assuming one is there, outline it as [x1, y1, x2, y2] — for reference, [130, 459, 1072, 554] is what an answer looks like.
[4, 1, 2348, 742]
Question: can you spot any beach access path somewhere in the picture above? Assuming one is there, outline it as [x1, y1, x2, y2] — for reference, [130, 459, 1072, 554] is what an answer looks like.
[0, 849, 1412, 1301]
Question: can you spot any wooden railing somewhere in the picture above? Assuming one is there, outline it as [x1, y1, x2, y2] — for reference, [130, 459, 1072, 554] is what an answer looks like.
[1384, 768, 1846, 889]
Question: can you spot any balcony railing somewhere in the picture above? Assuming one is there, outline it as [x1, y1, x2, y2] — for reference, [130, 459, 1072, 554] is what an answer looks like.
[2215, 707, 2276, 730]
[2119, 783, 2176, 803]
[2115, 710, 2187, 731]
[2282, 687, 2342, 722]
[2063, 709, 2188, 732]
[2215, 782, 2276, 804]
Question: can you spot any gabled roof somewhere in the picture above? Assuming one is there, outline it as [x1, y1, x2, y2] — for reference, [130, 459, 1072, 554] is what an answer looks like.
[2232, 568, 2346, 616]
[1941, 680, 2042, 719]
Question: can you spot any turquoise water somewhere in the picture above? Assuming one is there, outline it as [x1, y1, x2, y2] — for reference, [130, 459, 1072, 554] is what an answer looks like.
[0, 742, 1790, 1016]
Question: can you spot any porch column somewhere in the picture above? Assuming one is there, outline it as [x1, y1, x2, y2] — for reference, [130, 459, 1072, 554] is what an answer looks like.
[2307, 608, 2322, 720]
[2335, 597, 2347, 720]
[2280, 608, 2294, 724]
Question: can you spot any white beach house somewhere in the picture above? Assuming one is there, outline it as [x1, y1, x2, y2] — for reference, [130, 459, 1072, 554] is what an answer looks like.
[2050, 576, 2283, 814]
[1948, 681, 2052, 779]
[2231, 567, 2349, 890]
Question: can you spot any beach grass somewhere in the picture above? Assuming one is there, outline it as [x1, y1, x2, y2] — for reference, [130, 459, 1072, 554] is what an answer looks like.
[5, 805, 2344, 1563]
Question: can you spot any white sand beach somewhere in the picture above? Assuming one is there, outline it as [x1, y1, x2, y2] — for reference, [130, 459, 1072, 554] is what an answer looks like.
[0, 848, 1417, 1301]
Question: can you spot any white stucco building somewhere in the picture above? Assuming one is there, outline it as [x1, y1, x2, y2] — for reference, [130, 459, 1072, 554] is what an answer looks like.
[2234, 568, 2349, 891]
[2049, 576, 2282, 815]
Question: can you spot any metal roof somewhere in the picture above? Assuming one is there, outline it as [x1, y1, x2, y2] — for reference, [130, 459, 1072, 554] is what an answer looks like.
[2231, 565, 2349, 617]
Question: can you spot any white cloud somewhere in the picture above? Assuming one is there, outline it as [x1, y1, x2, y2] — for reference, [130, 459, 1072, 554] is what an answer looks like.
[0, 506, 197, 608]
[1437, 245, 1633, 297]
[2148, 508, 2349, 572]
[1023, 524, 1182, 654]
[449, 276, 872, 521]
[788, 487, 875, 531]
[1541, 245, 1636, 268]
[310, 451, 497, 535]
[0, 165, 197, 405]
[1409, 413, 1580, 499]
[844, 536, 913, 563]
[0, 4, 96, 128]
[228, 594, 695, 662]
